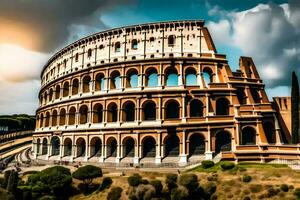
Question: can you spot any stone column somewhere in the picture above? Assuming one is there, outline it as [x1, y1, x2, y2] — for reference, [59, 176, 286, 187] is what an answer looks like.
[179, 62, 184, 87]
[155, 132, 162, 164]
[116, 133, 121, 163]
[134, 133, 140, 164]
[181, 95, 186, 122]
[205, 127, 213, 160]
[179, 130, 187, 164]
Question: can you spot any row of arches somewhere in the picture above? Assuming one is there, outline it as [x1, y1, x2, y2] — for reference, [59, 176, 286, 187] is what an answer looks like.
[40, 67, 215, 105]
[37, 98, 230, 128]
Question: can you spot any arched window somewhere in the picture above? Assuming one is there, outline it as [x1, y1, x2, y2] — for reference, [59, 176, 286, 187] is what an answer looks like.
[55, 85, 60, 99]
[164, 133, 179, 156]
[215, 131, 232, 153]
[168, 35, 175, 46]
[263, 122, 276, 144]
[143, 101, 156, 120]
[87, 48, 92, 57]
[44, 92, 47, 104]
[203, 68, 213, 86]
[49, 88, 53, 102]
[190, 99, 203, 117]
[45, 112, 50, 127]
[115, 42, 121, 52]
[166, 68, 178, 86]
[132, 39, 138, 49]
[110, 71, 121, 90]
[127, 69, 138, 88]
[40, 114, 44, 128]
[68, 107, 76, 125]
[123, 137, 135, 157]
[166, 101, 180, 119]
[185, 68, 197, 86]
[42, 138, 48, 155]
[62, 82, 69, 97]
[72, 79, 79, 95]
[142, 137, 156, 157]
[52, 110, 58, 126]
[189, 133, 205, 156]
[237, 88, 247, 105]
[82, 75, 91, 93]
[75, 53, 79, 62]
[90, 137, 102, 157]
[93, 104, 103, 123]
[36, 138, 41, 154]
[51, 136, 60, 156]
[76, 138, 86, 157]
[250, 88, 261, 103]
[59, 108, 66, 125]
[64, 138, 72, 156]
[146, 68, 158, 87]
[241, 127, 256, 145]
[79, 105, 88, 124]
[95, 73, 105, 91]
[124, 101, 135, 122]
[216, 98, 230, 115]
[107, 137, 117, 157]
[107, 103, 118, 122]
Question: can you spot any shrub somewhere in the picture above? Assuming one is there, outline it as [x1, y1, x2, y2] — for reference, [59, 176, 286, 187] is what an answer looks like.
[294, 188, 300, 198]
[165, 174, 178, 191]
[249, 184, 263, 193]
[201, 160, 214, 169]
[72, 165, 102, 186]
[98, 177, 113, 191]
[7, 170, 18, 196]
[243, 196, 251, 200]
[128, 173, 142, 187]
[171, 186, 189, 200]
[23, 171, 38, 176]
[204, 182, 217, 197]
[220, 161, 235, 170]
[266, 187, 280, 197]
[242, 175, 252, 183]
[178, 173, 199, 194]
[141, 179, 149, 185]
[207, 173, 218, 182]
[280, 184, 289, 192]
[129, 184, 155, 200]
[107, 187, 123, 200]
[150, 180, 163, 196]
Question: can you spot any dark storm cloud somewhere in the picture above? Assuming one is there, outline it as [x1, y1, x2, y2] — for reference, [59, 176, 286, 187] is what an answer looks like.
[0, 0, 136, 52]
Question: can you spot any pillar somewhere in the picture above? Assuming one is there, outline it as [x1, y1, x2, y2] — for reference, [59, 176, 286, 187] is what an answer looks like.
[274, 114, 283, 145]
[155, 132, 162, 164]
[181, 95, 186, 122]
[179, 62, 184, 87]
[179, 130, 187, 164]
[116, 133, 121, 163]
[205, 128, 213, 160]
[134, 134, 140, 164]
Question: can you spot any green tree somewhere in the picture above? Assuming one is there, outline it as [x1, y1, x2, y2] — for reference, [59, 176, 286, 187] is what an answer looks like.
[72, 165, 102, 186]
[291, 71, 299, 144]
[6, 171, 18, 198]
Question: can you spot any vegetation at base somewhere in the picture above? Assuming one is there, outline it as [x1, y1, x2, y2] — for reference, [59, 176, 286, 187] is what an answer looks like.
[0, 114, 35, 133]
[72, 165, 102, 186]
[242, 175, 252, 183]
[201, 160, 214, 169]
[291, 71, 300, 144]
[128, 173, 142, 187]
[107, 187, 123, 200]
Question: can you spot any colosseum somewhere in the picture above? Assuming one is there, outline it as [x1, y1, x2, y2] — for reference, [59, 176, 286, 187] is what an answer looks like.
[33, 20, 295, 167]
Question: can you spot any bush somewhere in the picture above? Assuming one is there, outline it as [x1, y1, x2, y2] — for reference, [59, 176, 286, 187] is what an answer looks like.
[98, 177, 113, 191]
[280, 184, 289, 192]
[201, 160, 214, 169]
[72, 165, 102, 186]
[7, 170, 18, 196]
[129, 184, 155, 200]
[266, 187, 280, 197]
[204, 182, 217, 197]
[294, 188, 300, 198]
[150, 180, 163, 196]
[141, 179, 149, 185]
[171, 186, 189, 200]
[166, 173, 178, 191]
[249, 184, 263, 193]
[22, 171, 38, 176]
[207, 173, 218, 182]
[107, 187, 123, 200]
[178, 173, 199, 194]
[220, 161, 235, 170]
[242, 175, 252, 183]
[128, 173, 142, 187]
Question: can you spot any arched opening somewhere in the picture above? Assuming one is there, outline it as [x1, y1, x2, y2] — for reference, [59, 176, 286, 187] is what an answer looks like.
[166, 101, 180, 119]
[189, 133, 205, 156]
[79, 105, 88, 124]
[75, 53, 79, 62]
[263, 122, 276, 144]
[59, 108, 66, 125]
[146, 68, 158, 87]
[107, 103, 118, 122]
[115, 42, 121, 52]
[76, 138, 86, 157]
[131, 39, 138, 49]
[87, 48, 92, 57]
[241, 127, 256, 145]
[93, 104, 103, 123]
[63, 138, 72, 156]
[62, 82, 69, 97]
[215, 131, 231, 153]
[72, 79, 79, 95]
[51, 136, 60, 156]
[68, 107, 76, 125]
[164, 133, 179, 157]
[52, 110, 58, 126]
[36, 138, 41, 154]
[237, 88, 247, 105]
[126, 69, 138, 88]
[49, 89, 53, 101]
[40, 114, 44, 128]
[110, 71, 121, 90]
[142, 137, 156, 157]
[190, 99, 203, 117]
[95, 73, 105, 91]
[216, 98, 230, 115]
[42, 138, 48, 155]
[123, 137, 135, 157]
[168, 35, 175, 46]
[107, 137, 117, 157]
[44, 92, 47, 104]
[166, 68, 178, 86]
[250, 88, 261, 103]
[82, 75, 91, 93]
[90, 137, 102, 157]
[185, 68, 197, 86]
[55, 85, 60, 99]
[143, 101, 156, 120]
[123, 101, 135, 122]
[203, 68, 213, 87]
[45, 112, 50, 127]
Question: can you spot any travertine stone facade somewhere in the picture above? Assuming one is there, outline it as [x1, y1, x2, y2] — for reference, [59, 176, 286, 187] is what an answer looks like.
[33, 20, 290, 165]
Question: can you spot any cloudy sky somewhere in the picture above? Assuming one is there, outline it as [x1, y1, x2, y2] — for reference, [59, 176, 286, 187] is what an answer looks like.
[0, 0, 299, 114]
